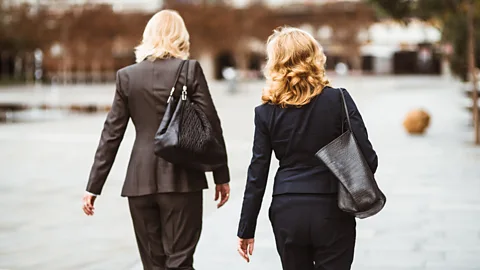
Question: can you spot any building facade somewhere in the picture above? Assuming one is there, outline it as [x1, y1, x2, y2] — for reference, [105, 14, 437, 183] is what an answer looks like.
[0, 0, 442, 83]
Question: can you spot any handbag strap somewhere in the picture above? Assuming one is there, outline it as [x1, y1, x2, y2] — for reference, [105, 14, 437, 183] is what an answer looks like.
[339, 88, 352, 132]
[167, 59, 193, 103]
[167, 60, 187, 104]
[181, 60, 190, 101]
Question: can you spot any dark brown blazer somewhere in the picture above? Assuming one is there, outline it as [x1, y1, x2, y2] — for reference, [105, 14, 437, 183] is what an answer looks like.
[86, 58, 230, 197]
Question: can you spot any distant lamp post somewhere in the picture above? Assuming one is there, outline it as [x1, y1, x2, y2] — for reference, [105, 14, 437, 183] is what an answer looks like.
[222, 67, 237, 94]
[441, 43, 453, 78]
[34, 49, 43, 85]
[50, 43, 63, 84]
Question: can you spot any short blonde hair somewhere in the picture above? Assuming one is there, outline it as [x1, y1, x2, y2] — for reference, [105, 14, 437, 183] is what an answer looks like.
[135, 10, 190, 63]
[262, 27, 330, 107]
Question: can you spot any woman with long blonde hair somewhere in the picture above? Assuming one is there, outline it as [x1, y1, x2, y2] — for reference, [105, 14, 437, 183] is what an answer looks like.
[237, 27, 378, 269]
[82, 10, 231, 270]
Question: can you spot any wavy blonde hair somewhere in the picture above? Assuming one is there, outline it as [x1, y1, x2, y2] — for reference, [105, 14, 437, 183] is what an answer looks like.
[135, 10, 190, 63]
[262, 27, 330, 107]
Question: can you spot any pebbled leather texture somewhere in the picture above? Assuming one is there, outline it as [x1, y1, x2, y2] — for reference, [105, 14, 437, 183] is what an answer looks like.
[315, 89, 386, 219]
[154, 60, 224, 171]
[179, 98, 215, 154]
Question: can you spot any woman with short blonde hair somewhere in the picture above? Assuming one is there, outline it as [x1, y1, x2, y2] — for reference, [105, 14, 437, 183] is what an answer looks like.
[83, 9, 231, 270]
[135, 9, 190, 62]
[237, 27, 378, 270]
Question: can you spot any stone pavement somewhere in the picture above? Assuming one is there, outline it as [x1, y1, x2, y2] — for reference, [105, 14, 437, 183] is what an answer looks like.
[1, 76, 479, 270]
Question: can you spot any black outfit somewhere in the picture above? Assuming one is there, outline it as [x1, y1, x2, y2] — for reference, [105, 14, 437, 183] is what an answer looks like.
[270, 194, 356, 270]
[86, 58, 230, 270]
[238, 87, 377, 270]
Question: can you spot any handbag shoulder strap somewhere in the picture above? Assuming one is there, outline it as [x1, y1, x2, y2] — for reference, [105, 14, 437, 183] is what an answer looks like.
[185, 59, 197, 97]
[167, 60, 186, 103]
[180, 60, 192, 101]
[339, 88, 352, 132]
[176, 59, 195, 101]
[181, 59, 200, 100]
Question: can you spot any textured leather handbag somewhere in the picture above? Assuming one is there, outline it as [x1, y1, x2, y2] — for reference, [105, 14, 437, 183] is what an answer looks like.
[315, 88, 386, 219]
[154, 60, 224, 171]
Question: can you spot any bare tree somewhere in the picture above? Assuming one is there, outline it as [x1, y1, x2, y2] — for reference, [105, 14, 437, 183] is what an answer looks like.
[466, 0, 479, 144]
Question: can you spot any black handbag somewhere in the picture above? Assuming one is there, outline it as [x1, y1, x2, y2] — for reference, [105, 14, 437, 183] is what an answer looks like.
[315, 88, 386, 219]
[154, 60, 224, 171]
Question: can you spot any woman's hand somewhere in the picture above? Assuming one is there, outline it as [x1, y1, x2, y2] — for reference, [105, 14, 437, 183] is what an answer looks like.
[237, 238, 254, 262]
[215, 183, 230, 208]
[82, 192, 97, 216]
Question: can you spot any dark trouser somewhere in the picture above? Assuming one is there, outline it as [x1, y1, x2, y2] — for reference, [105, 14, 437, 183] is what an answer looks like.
[269, 194, 356, 270]
[128, 192, 203, 270]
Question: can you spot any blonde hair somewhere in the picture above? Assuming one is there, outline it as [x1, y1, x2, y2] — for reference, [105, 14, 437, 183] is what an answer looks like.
[135, 10, 190, 63]
[262, 27, 330, 107]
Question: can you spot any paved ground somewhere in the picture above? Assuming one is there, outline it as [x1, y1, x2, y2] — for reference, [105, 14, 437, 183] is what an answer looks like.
[1, 76, 479, 270]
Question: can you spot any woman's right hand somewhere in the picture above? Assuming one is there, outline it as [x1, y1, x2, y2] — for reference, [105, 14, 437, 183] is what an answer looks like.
[215, 183, 230, 208]
[237, 238, 255, 262]
[82, 192, 97, 216]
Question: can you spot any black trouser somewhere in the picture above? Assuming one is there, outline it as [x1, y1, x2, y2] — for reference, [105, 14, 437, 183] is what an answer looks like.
[269, 194, 356, 270]
[128, 192, 203, 270]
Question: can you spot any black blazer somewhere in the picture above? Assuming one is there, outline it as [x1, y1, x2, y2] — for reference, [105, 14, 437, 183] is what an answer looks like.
[86, 58, 230, 197]
[237, 87, 378, 239]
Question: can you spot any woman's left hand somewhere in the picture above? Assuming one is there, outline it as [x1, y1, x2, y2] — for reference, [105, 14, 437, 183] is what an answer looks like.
[237, 238, 254, 262]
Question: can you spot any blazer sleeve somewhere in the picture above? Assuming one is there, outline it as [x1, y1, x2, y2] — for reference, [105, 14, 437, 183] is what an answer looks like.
[342, 88, 378, 174]
[190, 61, 230, 185]
[237, 106, 272, 239]
[86, 71, 130, 195]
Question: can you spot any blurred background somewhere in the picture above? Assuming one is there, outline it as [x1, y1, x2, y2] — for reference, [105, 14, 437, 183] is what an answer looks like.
[0, 0, 477, 84]
[0, 0, 479, 270]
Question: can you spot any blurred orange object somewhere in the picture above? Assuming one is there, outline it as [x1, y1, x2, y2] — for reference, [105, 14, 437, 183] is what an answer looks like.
[403, 109, 431, 134]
